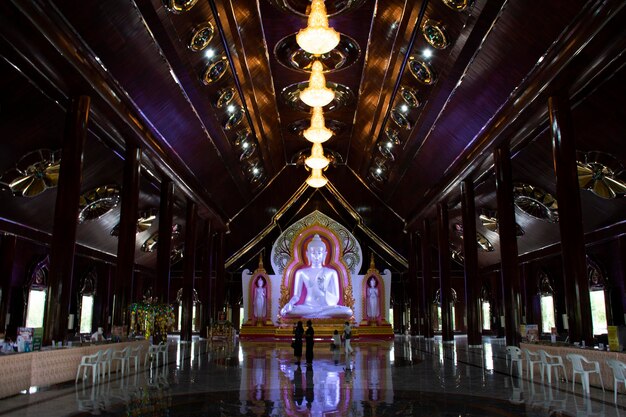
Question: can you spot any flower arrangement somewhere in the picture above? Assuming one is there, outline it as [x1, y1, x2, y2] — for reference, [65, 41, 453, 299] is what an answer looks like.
[129, 302, 174, 342]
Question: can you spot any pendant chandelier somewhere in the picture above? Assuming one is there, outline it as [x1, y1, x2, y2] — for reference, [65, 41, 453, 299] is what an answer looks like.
[304, 107, 333, 143]
[296, 0, 340, 55]
[305, 142, 330, 170]
[306, 168, 328, 188]
[300, 61, 335, 108]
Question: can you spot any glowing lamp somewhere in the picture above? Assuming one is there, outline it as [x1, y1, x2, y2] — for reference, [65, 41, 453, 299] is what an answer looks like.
[305, 142, 330, 170]
[296, 0, 340, 55]
[303, 107, 333, 143]
[300, 61, 334, 108]
[306, 168, 328, 188]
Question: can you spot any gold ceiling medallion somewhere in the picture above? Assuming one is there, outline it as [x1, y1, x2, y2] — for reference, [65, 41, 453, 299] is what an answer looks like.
[369, 165, 387, 182]
[110, 208, 158, 236]
[377, 142, 396, 161]
[189, 23, 214, 51]
[215, 88, 236, 108]
[0, 149, 61, 198]
[224, 108, 244, 130]
[400, 87, 420, 108]
[513, 183, 559, 223]
[202, 57, 229, 85]
[141, 224, 182, 253]
[441, 0, 470, 12]
[576, 151, 626, 199]
[385, 128, 402, 146]
[422, 20, 449, 49]
[165, 0, 198, 13]
[408, 58, 436, 85]
[78, 185, 121, 223]
[390, 108, 412, 130]
[479, 209, 524, 236]
[274, 33, 361, 73]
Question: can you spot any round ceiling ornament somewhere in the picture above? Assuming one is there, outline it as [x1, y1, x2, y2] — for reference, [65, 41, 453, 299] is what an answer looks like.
[400, 87, 420, 108]
[165, 0, 198, 13]
[513, 183, 559, 223]
[266, 0, 367, 17]
[141, 224, 182, 253]
[202, 57, 229, 85]
[390, 108, 412, 130]
[576, 151, 626, 199]
[78, 185, 121, 223]
[189, 23, 214, 51]
[215, 88, 236, 109]
[0, 149, 61, 198]
[479, 209, 525, 237]
[441, 0, 471, 12]
[408, 58, 436, 85]
[421, 20, 449, 49]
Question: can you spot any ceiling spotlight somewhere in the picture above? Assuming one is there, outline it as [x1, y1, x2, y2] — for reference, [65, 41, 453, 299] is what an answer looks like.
[242, 142, 249, 149]
[386, 141, 393, 148]
[422, 48, 433, 59]
[252, 167, 259, 175]
[296, 0, 340, 55]
[400, 104, 409, 113]
[300, 61, 335, 108]
[204, 48, 215, 59]
[226, 104, 236, 113]
[376, 167, 383, 174]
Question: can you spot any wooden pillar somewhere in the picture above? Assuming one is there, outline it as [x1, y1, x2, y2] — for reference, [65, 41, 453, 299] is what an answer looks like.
[408, 232, 420, 335]
[181, 200, 197, 342]
[44, 96, 89, 344]
[155, 180, 174, 303]
[214, 232, 225, 319]
[113, 145, 141, 326]
[199, 221, 212, 334]
[461, 179, 482, 346]
[437, 202, 453, 342]
[0, 235, 17, 331]
[549, 95, 593, 345]
[421, 220, 434, 338]
[494, 144, 522, 346]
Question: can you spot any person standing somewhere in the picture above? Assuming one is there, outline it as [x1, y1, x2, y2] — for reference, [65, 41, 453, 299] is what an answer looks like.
[293, 321, 304, 365]
[305, 320, 315, 364]
[343, 321, 353, 355]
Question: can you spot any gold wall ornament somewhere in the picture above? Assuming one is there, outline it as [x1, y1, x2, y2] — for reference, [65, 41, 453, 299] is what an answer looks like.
[343, 284, 355, 312]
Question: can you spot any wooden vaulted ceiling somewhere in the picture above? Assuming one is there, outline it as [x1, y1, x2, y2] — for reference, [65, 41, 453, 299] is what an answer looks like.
[0, 0, 625, 275]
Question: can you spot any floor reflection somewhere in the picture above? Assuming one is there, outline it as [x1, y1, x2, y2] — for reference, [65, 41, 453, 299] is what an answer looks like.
[1, 337, 625, 416]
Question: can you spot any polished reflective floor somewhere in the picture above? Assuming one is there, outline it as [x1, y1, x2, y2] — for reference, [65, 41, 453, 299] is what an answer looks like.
[0, 336, 624, 416]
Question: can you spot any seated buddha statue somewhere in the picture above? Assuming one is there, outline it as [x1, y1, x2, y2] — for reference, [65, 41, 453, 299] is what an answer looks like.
[280, 234, 353, 318]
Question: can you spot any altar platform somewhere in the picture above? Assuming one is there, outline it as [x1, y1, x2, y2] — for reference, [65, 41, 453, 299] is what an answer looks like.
[240, 323, 393, 341]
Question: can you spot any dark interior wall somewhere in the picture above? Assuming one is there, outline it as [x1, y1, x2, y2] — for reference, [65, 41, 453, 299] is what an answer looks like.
[587, 237, 626, 326]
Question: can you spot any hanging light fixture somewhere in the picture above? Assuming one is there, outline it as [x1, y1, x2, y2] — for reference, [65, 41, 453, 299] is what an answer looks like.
[306, 168, 328, 188]
[296, 0, 340, 55]
[305, 142, 330, 169]
[303, 107, 333, 143]
[300, 61, 335, 108]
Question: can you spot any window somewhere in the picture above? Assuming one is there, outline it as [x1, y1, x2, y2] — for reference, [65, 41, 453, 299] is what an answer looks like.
[589, 290, 608, 335]
[25, 289, 46, 328]
[388, 308, 394, 330]
[540, 295, 556, 333]
[79, 295, 94, 334]
[437, 306, 456, 331]
[482, 301, 491, 330]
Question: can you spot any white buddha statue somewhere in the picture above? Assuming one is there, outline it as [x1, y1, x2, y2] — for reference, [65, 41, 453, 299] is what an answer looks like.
[280, 234, 353, 318]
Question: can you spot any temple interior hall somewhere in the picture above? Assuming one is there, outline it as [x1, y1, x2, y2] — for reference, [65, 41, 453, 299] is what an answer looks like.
[0, 0, 625, 416]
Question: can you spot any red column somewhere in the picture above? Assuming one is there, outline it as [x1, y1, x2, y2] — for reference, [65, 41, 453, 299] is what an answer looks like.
[113, 145, 141, 327]
[494, 145, 522, 346]
[421, 220, 434, 338]
[461, 179, 482, 346]
[181, 200, 197, 341]
[549, 95, 593, 345]
[44, 96, 89, 344]
[437, 202, 453, 342]
[155, 180, 174, 303]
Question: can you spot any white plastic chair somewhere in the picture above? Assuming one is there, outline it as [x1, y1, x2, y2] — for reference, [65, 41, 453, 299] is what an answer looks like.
[606, 359, 626, 403]
[523, 348, 543, 381]
[538, 349, 568, 385]
[566, 353, 604, 395]
[157, 342, 168, 367]
[112, 347, 131, 377]
[505, 346, 523, 377]
[144, 344, 160, 368]
[129, 345, 142, 372]
[76, 350, 102, 384]
[99, 348, 112, 380]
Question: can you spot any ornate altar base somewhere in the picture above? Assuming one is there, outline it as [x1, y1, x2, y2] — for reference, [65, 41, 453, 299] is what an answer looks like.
[240, 322, 393, 341]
